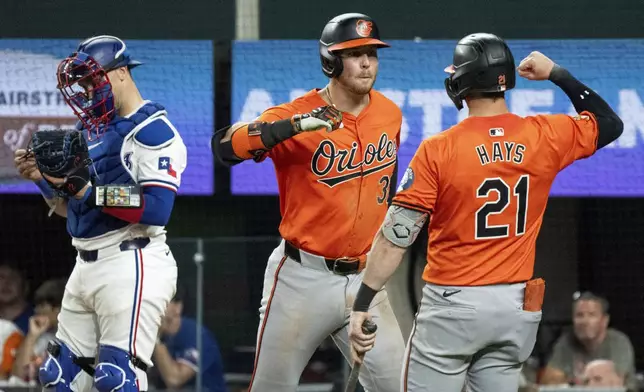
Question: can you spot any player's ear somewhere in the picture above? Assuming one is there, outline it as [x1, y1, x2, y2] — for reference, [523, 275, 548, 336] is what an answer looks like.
[110, 67, 129, 83]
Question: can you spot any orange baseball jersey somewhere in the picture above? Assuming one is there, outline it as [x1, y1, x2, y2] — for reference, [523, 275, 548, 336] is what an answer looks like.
[393, 111, 598, 286]
[0, 319, 23, 377]
[235, 89, 401, 258]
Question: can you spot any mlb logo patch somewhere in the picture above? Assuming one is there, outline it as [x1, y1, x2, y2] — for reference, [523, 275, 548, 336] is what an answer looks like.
[158, 156, 177, 178]
[489, 128, 504, 137]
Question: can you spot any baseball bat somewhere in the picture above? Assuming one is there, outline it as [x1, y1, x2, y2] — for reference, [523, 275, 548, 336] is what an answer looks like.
[344, 319, 378, 392]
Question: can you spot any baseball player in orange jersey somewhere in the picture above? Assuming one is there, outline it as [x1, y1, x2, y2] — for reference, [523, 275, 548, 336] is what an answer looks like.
[348, 33, 624, 392]
[211, 13, 405, 392]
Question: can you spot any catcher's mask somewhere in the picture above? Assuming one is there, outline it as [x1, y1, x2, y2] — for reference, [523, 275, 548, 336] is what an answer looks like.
[56, 52, 115, 141]
[56, 35, 143, 141]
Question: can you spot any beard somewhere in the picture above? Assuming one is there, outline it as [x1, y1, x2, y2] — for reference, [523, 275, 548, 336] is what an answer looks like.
[337, 73, 377, 96]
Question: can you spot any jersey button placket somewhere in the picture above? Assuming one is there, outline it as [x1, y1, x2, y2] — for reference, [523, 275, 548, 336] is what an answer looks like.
[346, 116, 362, 255]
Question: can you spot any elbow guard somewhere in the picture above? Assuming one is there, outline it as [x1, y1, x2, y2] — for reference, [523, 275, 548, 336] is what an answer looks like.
[211, 125, 245, 167]
[381, 205, 429, 248]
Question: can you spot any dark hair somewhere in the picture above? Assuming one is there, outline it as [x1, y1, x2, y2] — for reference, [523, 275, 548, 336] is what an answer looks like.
[0, 262, 29, 295]
[466, 91, 506, 100]
[573, 291, 610, 315]
[0, 261, 27, 280]
[34, 279, 66, 308]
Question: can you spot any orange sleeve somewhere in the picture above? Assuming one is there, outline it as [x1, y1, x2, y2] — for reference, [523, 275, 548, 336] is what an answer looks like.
[230, 106, 294, 162]
[392, 138, 439, 214]
[540, 111, 599, 170]
[0, 331, 23, 375]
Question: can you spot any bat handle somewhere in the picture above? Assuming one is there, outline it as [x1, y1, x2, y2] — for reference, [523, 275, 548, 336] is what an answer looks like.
[361, 319, 378, 334]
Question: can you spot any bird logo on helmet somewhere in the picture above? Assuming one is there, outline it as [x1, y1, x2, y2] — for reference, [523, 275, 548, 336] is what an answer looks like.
[318, 13, 390, 78]
[355, 20, 373, 37]
[444, 33, 516, 110]
[56, 35, 143, 140]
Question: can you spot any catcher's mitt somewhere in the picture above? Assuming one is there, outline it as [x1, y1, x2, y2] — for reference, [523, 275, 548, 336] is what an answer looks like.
[27, 129, 93, 197]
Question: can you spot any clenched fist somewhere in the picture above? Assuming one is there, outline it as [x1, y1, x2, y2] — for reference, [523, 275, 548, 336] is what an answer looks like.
[517, 51, 556, 81]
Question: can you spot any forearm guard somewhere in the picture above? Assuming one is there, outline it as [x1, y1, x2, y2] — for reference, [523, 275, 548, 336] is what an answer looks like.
[211, 119, 298, 166]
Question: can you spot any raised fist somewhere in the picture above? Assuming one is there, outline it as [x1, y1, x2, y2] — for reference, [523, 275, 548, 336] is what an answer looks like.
[517, 51, 556, 81]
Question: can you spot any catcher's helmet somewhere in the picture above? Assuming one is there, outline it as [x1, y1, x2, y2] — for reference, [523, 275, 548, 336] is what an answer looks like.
[319, 13, 389, 78]
[76, 35, 143, 72]
[444, 33, 515, 110]
[56, 36, 141, 140]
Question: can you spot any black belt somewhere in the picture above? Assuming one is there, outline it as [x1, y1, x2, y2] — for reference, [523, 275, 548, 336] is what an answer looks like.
[284, 241, 361, 275]
[78, 237, 151, 262]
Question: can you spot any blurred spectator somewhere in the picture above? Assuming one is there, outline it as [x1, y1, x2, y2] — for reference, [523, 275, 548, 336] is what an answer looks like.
[10, 278, 66, 384]
[540, 292, 637, 391]
[0, 263, 34, 334]
[0, 319, 23, 381]
[152, 286, 227, 392]
[582, 359, 625, 388]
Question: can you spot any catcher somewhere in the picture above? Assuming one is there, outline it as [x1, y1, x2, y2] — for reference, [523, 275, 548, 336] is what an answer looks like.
[14, 35, 185, 392]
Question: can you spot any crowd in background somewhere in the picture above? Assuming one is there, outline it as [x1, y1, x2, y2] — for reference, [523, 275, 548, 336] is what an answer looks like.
[0, 262, 227, 391]
[0, 260, 639, 392]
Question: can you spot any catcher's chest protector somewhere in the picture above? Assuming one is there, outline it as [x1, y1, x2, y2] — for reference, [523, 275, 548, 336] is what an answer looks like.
[83, 102, 166, 187]
[67, 102, 167, 238]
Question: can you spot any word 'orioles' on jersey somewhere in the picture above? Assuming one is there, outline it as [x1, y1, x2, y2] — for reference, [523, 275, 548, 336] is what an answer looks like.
[393, 111, 598, 286]
[238, 89, 401, 258]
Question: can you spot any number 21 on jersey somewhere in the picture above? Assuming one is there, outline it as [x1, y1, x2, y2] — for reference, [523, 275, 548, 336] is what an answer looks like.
[475, 175, 529, 240]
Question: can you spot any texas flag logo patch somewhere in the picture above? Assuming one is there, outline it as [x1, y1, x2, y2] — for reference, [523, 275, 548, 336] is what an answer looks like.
[158, 156, 177, 178]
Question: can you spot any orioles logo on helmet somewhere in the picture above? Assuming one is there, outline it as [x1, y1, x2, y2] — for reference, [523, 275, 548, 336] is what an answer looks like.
[355, 20, 373, 37]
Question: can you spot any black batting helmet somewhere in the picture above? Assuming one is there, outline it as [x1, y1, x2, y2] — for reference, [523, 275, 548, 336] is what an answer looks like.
[444, 33, 516, 110]
[319, 13, 390, 78]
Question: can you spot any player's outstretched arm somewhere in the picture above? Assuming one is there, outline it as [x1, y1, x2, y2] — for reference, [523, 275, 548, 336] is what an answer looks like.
[211, 105, 342, 166]
[518, 51, 623, 149]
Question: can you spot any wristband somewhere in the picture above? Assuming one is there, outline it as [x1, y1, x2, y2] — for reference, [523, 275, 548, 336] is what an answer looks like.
[353, 283, 379, 312]
[85, 185, 142, 208]
[35, 179, 55, 200]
